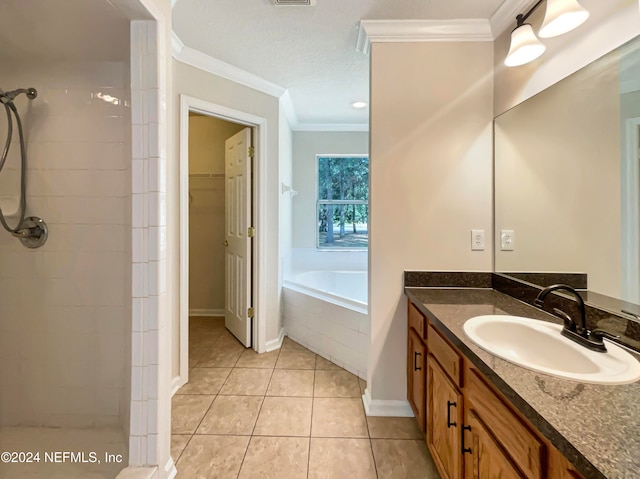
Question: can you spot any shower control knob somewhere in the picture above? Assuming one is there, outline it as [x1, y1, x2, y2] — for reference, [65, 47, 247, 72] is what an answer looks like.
[17, 216, 48, 249]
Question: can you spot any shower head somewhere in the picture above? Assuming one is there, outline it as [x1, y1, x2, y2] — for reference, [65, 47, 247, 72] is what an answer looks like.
[0, 88, 37, 104]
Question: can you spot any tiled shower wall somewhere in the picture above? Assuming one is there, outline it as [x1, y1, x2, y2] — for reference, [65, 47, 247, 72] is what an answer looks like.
[0, 60, 132, 428]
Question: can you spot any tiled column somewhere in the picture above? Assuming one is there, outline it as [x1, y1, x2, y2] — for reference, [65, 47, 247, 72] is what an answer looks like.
[129, 19, 172, 476]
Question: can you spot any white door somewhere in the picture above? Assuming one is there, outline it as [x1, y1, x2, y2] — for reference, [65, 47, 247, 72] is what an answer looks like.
[225, 127, 253, 347]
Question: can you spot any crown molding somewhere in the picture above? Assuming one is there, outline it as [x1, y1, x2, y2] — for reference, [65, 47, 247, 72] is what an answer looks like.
[172, 32, 287, 98]
[171, 31, 364, 132]
[171, 30, 184, 55]
[489, 0, 539, 38]
[279, 90, 299, 129]
[356, 19, 493, 54]
[293, 123, 369, 132]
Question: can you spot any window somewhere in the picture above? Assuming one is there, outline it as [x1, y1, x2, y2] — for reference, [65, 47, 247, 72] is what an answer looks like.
[317, 155, 369, 249]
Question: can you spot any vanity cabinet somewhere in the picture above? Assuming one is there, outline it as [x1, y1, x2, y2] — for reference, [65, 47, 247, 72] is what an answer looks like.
[407, 301, 427, 433]
[463, 408, 524, 479]
[427, 355, 463, 479]
[407, 298, 585, 479]
[464, 365, 543, 479]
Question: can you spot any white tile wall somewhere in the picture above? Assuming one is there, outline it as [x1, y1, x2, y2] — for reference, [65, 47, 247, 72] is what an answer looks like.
[126, 19, 171, 470]
[282, 287, 369, 379]
[0, 60, 131, 428]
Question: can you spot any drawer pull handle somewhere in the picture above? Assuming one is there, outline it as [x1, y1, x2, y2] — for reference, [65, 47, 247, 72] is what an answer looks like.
[447, 401, 457, 428]
[414, 352, 422, 371]
[462, 425, 472, 454]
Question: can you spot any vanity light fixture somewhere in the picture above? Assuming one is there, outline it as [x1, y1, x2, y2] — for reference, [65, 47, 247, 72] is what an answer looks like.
[504, 0, 590, 67]
[539, 0, 590, 38]
[351, 101, 367, 109]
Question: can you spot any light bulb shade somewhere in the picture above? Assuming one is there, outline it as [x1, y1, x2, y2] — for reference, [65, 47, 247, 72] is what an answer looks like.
[538, 0, 590, 38]
[504, 24, 546, 67]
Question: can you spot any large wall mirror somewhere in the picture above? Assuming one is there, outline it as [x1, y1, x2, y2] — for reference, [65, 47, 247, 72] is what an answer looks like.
[494, 34, 640, 311]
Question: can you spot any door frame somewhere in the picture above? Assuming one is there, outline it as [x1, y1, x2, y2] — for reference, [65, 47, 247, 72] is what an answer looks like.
[176, 94, 267, 391]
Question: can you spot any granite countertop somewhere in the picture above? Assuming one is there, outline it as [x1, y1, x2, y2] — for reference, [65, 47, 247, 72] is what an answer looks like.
[405, 287, 640, 479]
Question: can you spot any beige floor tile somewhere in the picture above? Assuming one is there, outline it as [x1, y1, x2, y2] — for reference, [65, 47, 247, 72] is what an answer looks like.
[238, 436, 309, 479]
[253, 397, 313, 437]
[190, 315, 224, 329]
[308, 438, 377, 479]
[367, 417, 423, 439]
[235, 349, 280, 368]
[311, 398, 368, 438]
[219, 368, 273, 395]
[189, 344, 210, 364]
[315, 355, 342, 370]
[176, 435, 250, 479]
[314, 370, 361, 397]
[190, 329, 224, 349]
[171, 395, 215, 434]
[372, 439, 441, 479]
[282, 336, 305, 350]
[196, 395, 263, 435]
[275, 348, 316, 369]
[266, 369, 315, 397]
[177, 368, 231, 395]
[171, 435, 191, 462]
[196, 342, 244, 368]
[215, 330, 243, 346]
[359, 378, 367, 395]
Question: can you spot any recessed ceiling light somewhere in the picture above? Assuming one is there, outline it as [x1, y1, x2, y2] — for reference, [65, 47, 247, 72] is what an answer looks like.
[352, 101, 367, 109]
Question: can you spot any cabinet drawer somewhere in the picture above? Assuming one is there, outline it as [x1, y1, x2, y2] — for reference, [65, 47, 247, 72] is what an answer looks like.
[427, 324, 461, 387]
[408, 300, 426, 339]
[466, 368, 544, 479]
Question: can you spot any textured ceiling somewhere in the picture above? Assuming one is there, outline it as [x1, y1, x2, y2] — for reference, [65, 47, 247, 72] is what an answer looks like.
[173, 0, 510, 127]
[0, 0, 130, 63]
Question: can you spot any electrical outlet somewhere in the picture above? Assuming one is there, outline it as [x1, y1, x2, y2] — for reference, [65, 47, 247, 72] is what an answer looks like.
[500, 230, 515, 251]
[471, 229, 485, 251]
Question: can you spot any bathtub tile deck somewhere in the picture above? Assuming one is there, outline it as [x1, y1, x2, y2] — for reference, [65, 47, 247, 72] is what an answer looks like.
[173, 316, 441, 479]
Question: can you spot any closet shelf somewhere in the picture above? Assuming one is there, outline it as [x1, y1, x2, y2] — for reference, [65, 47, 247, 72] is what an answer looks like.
[189, 173, 224, 178]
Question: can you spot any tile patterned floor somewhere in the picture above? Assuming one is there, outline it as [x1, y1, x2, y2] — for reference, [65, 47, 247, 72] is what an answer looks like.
[172, 316, 440, 479]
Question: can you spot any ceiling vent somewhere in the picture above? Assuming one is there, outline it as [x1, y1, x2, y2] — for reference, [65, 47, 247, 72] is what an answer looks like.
[272, 0, 316, 5]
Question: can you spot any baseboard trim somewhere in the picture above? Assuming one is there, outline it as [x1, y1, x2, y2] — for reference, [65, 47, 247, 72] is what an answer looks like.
[114, 466, 158, 479]
[362, 388, 414, 417]
[189, 309, 224, 317]
[265, 327, 285, 352]
[171, 374, 186, 397]
[165, 457, 177, 479]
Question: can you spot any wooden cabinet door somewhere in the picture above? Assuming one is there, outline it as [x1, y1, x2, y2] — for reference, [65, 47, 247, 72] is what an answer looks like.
[427, 356, 463, 479]
[548, 446, 585, 479]
[464, 409, 525, 479]
[408, 329, 426, 433]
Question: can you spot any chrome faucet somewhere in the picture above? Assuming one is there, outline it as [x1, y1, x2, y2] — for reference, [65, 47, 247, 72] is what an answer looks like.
[534, 284, 614, 352]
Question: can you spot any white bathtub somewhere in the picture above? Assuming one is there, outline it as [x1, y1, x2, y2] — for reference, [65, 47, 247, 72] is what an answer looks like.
[285, 270, 367, 313]
[283, 270, 369, 378]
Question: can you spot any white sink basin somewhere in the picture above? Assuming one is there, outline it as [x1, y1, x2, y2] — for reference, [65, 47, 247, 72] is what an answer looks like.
[463, 315, 640, 385]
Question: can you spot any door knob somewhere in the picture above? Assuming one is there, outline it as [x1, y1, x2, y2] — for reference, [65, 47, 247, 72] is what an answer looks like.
[224, 240, 229, 247]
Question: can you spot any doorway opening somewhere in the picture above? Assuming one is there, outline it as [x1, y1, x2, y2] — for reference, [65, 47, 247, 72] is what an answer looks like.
[176, 95, 268, 391]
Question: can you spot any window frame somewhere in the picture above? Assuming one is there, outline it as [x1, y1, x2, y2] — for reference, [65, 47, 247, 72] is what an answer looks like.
[315, 154, 369, 251]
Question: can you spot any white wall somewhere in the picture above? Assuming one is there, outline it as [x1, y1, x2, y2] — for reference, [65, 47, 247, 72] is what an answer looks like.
[0, 60, 131, 428]
[368, 41, 494, 406]
[171, 59, 284, 375]
[292, 131, 369, 249]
